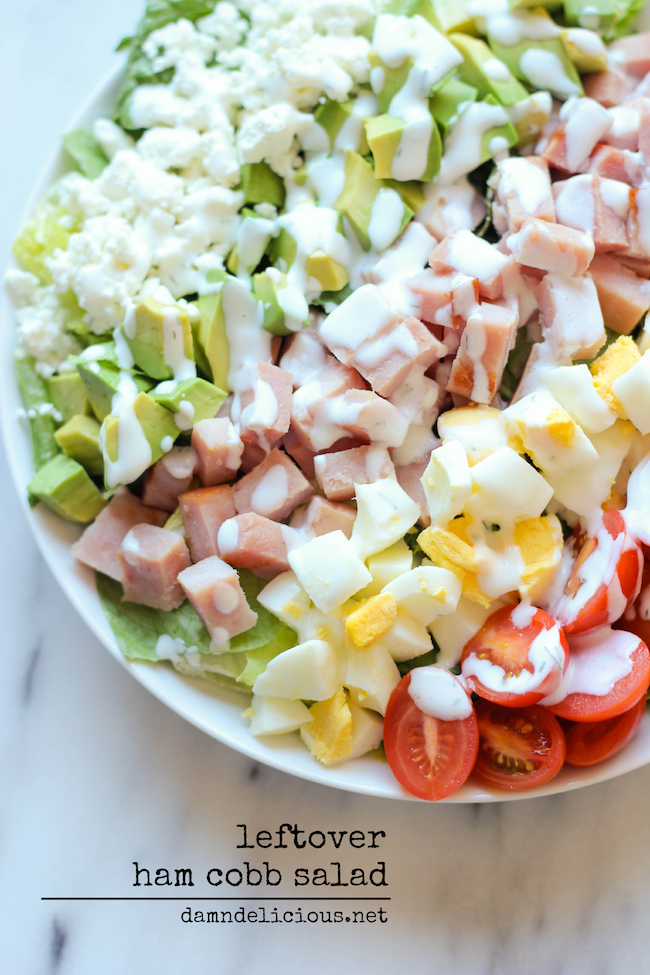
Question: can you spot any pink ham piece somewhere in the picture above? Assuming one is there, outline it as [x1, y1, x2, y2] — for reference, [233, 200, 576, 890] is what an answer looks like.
[395, 460, 430, 528]
[217, 512, 290, 579]
[553, 174, 630, 253]
[343, 314, 445, 397]
[446, 302, 518, 404]
[535, 273, 606, 360]
[192, 417, 243, 486]
[608, 33, 650, 77]
[117, 524, 191, 611]
[491, 156, 555, 234]
[290, 356, 367, 452]
[141, 446, 197, 512]
[314, 445, 395, 502]
[417, 181, 487, 241]
[232, 447, 313, 521]
[70, 489, 167, 582]
[618, 254, 650, 277]
[408, 270, 478, 328]
[327, 389, 410, 448]
[282, 423, 317, 479]
[602, 105, 641, 152]
[178, 484, 236, 563]
[639, 105, 650, 171]
[541, 98, 612, 173]
[238, 362, 292, 455]
[584, 70, 634, 108]
[588, 253, 650, 334]
[289, 496, 356, 539]
[279, 330, 328, 388]
[507, 219, 595, 277]
[586, 145, 643, 187]
[628, 185, 650, 258]
[429, 230, 513, 300]
[178, 556, 258, 644]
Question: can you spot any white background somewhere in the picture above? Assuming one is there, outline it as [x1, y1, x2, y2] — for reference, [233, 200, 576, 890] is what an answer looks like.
[3, 3, 650, 973]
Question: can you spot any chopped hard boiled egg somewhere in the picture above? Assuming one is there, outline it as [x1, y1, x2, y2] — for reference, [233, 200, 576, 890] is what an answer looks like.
[503, 390, 598, 476]
[345, 593, 398, 650]
[382, 565, 461, 626]
[381, 613, 433, 662]
[344, 644, 401, 715]
[357, 540, 413, 598]
[420, 440, 472, 525]
[252, 639, 343, 701]
[590, 336, 641, 417]
[248, 695, 313, 737]
[437, 406, 508, 465]
[513, 514, 563, 600]
[541, 364, 617, 435]
[350, 478, 421, 560]
[288, 531, 371, 614]
[300, 687, 353, 765]
[611, 351, 650, 435]
[464, 447, 554, 525]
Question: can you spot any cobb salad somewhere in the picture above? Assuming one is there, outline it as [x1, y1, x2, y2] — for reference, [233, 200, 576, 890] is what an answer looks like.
[6, 0, 650, 800]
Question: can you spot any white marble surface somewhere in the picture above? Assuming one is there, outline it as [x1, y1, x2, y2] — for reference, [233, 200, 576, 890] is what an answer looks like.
[3, 4, 650, 973]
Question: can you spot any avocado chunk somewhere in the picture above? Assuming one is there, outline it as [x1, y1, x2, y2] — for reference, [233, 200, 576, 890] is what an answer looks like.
[102, 391, 179, 488]
[383, 179, 426, 213]
[379, 0, 477, 36]
[450, 33, 529, 105]
[267, 227, 298, 270]
[365, 113, 442, 182]
[227, 210, 275, 277]
[54, 414, 104, 476]
[334, 151, 412, 250]
[439, 97, 518, 182]
[152, 377, 228, 429]
[77, 362, 153, 422]
[252, 270, 310, 336]
[562, 0, 629, 38]
[123, 297, 195, 382]
[194, 290, 230, 391]
[47, 372, 90, 422]
[368, 51, 415, 114]
[239, 162, 286, 209]
[560, 28, 608, 72]
[506, 91, 553, 144]
[28, 454, 106, 524]
[487, 10, 583, 100]
[305, 251, 350, 292]
[315, 98, 370, 154]
[430, 76, 478, 134]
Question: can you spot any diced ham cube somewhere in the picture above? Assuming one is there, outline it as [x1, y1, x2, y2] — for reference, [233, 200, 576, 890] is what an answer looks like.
[491, 156, 555, 234]
[279, 330, 328, 388]
[70, 489, 167, 582]
[608, 33, 650, 78]
[217, 512, 290, 580]
[618, 254, 650, 277]
[395, 460, 430, 528]
[314, 445, 395, 501]
[289, 496, 356, 538]
[417, 181, 487, 241]
[282, 423, 317, 479]
[588, 253, 650, 334]
[178, 484, 236, 563]
[535, 273, 606, 360]
[192, 417, 243, 486]
[639, 105, 650, 171]
[584, 70, 634, 108]
[446, 302, 518, 405]
[290, 358, 367, 452]
[408, 269, 479, 328]
[541, 98, 612, 173]
[178, 556, 258, 643]
[117, 524, 190, 611]
[345, 314, 445, 397]
[430, 231, 513, 301]
[507, 219, 595, 277]
[141, 446, 197, 513]
[628, 185, 650, 258]
[238, 362, 292, 454]
[586, 145, 643, 186]
[553, 174, 630, 252]
[602, 105, 641, 152]
[327, 389, 410, 448]
[232, 447, 313, 521]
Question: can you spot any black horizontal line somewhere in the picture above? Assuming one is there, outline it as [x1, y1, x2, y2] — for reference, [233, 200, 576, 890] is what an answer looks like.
[41, 897, 391, 902]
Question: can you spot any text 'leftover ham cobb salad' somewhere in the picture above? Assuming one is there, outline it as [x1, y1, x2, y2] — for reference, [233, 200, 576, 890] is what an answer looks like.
[7, 0, 650, 800]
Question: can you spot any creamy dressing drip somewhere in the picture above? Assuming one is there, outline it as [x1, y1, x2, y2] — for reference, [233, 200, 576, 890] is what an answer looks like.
[408, 666, 473, 720]
[541, 627, 639, 704]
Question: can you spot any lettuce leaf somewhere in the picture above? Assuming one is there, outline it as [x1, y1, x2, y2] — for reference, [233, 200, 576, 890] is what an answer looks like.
[12, 194, 77, 284]
[229, 569, 294, 653]
[15, 353, 61, 473]
[499, 326, 534, 402]
[236, 625, 297, 687]
[62, 130, 109, 179]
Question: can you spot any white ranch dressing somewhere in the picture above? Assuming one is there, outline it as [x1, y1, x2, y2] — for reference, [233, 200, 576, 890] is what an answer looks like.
[541, 627, 639, 705]
[250, 465, 290, 517]
[408, 666, 473, 720]
[438, 101, 510, 184]
[368, 189, 406, 253]
[161, 306, 196, 381]
[217, 518, 240, 556]
[498, 157, 552, 215]
[519, 49, 581, 99]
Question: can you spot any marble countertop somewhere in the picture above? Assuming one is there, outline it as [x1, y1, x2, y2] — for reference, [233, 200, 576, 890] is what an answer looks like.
[3, 4, 650, 973]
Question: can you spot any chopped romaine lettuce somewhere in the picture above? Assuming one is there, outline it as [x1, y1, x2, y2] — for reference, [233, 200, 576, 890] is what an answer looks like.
[12, 195, 77, 284]
[62, 130, 110, 179]
[15, 353, 61, 473]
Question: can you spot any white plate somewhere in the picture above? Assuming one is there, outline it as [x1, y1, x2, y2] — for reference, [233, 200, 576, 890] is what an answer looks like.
[4, 56, 650, 804]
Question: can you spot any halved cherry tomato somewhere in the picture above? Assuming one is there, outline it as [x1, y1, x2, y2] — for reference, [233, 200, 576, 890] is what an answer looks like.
[563, 697, 646, 767]
[546, 627, 650, 722]
[472, 699, 566, 791]
[460, 605, 569, 708]
[383, 672, 478, 801]
[549, 510, 643, 636]
[614, 563, 650, 646]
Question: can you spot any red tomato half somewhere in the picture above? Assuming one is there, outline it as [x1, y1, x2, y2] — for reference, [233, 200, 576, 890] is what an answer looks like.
[614, 563, 650, 646]
[461, 606, 569, 708]
[546, 627, 650, 722]
[472, 700, 566, 791]
[549, 510, 643, 636]
[383, 672, 478, 801]
[563, 697, 646, 767]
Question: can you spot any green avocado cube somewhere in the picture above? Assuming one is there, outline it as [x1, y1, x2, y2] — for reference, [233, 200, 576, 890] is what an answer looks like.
[102, 392, 179, 488]
[379, 0, 477, 35]
[124, 297, 195, 382]
[47, 372, 90, 423]
[239, 162, 286, 209]
[365, 113, 442, 182]
[562, 0, 628, 37]
[430, 76, 478, 134]
[560, 28, 608, 72]
[226, 211, 274, 276]
[152, 378, 228, 429]
[314, 99, 370, 154]
[334, 151, 414, 249]
[384, 179, 426, 213]
[28, 454, 106, 524]
[305, 251, 350, 292]
[368, 51, 415, 114]
[194, 291, 230, 391]
[267, 228, 298, 270]
[487, 10, 583, 100]
[450, 34, 529, 105]
[506, 91, 553, 144]
[77, 362, 152, 422]
[54, 414, 104, 476]
[252, 270, 311, 336]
